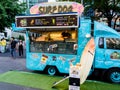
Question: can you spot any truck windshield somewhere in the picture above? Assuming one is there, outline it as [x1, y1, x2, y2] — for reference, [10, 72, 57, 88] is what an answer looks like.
[29, 28, 78, 54]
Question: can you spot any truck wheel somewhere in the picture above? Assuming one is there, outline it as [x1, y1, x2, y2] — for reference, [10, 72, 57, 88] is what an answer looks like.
[107, 68, 120, 83]
[47, 66, 57, 75]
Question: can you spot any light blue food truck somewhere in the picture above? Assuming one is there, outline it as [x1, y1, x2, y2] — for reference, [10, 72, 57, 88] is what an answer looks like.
[14, 2, 120, 83]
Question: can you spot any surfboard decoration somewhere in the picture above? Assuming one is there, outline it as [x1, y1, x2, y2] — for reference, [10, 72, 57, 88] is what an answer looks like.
[52, 38, 95, 87]
[79, 37, 95, 84]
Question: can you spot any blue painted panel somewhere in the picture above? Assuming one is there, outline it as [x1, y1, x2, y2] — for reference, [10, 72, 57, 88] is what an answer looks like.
[77, 18, 91, 59]
[94, 36, 120, 69]
[95, 49, 120, 69]
[104, 49, 120, 68]
[12, 23, 25, 31]
[94, 21, 120, 38]
[26, 53, 77, 73]
[26, 31, 29, 52]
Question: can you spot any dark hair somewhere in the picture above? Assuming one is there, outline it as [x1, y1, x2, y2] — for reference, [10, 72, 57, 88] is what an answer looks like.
[11, 37, 15, 39]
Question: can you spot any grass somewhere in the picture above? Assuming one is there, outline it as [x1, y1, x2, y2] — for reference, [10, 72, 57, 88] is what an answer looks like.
[0, 71, 119, 90]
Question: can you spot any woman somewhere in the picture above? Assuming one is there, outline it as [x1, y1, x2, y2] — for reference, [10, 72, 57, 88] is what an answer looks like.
[1, 38, 6, 53]
[18, 40, 24, 57]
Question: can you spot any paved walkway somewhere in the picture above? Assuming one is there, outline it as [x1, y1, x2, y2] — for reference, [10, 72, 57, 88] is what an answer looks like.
[0, 82, 39, 90]
[0, 52, 40, 90]
[0, 56, 28, 74]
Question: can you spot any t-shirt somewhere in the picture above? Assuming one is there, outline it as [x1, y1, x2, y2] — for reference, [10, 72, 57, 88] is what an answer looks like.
[18, 42, 23, 49]
[1, 40, 6, 46]
[11, 41, 17, 49]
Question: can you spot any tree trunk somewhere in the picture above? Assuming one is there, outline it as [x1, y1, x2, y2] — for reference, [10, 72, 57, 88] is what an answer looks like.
[107, 17, 112, 27]
[114, 18, 117, 29]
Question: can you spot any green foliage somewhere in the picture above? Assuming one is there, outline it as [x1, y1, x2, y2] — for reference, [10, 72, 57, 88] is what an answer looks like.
[84, 0, 120, 27]
[62, 0, 120, 27]
[0, 0, 26, 32]
[18, 35, 25, 41]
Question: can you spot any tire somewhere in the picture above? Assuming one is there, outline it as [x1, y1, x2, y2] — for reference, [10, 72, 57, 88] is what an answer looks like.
[47, 66, 57, 75]
[107, 68, 120, 83]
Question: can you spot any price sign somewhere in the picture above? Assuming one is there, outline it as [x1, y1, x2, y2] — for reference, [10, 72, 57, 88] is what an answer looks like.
[16, 14, 79, 28]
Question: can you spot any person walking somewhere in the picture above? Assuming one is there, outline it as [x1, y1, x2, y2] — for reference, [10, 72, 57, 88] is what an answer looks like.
[10, 37, 17, 59]
[17, 40, 24, 57]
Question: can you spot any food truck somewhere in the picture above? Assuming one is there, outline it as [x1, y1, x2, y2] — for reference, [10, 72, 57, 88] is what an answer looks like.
[14, 2, 120, 83]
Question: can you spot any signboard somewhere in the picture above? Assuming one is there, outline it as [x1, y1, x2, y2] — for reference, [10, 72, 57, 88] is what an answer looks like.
[16, 14, 79, 28]
[30, 2, 84, 15]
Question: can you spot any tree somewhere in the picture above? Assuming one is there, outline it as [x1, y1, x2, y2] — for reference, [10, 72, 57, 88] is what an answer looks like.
[19, 35, 25, 41]
[61, 0, 120, 28]
[0, 0, 26, 32]
[84, 0, 120, 27]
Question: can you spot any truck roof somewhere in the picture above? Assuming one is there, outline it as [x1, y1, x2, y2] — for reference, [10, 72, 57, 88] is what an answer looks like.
[94, 21, 120, 38]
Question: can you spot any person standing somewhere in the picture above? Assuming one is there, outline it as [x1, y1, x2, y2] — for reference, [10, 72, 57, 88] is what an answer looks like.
[10, 37, 17, 59]
[1, 38, 6, 53]
[17, 40, 24, 57]
[0, 39, 2, 53]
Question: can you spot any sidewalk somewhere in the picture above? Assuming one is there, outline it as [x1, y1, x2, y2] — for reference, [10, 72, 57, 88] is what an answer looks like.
[0, 56, 27, 74]
[0, 82, 39, 90]
[0, 53, 40, 90]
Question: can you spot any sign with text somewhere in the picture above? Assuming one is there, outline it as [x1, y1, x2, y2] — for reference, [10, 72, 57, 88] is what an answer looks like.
[15, 14, 79, 28]
[30, 2, 84, 15]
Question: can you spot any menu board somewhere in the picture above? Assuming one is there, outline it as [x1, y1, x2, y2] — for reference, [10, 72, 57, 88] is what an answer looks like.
[16, 14, 78, 28]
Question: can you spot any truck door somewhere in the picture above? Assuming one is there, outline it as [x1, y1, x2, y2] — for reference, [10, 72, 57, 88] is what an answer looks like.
[105, 38, 120, 62]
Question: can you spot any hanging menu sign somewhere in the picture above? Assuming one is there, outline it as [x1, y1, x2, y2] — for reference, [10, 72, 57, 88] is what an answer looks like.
[15, 14, 79, 28]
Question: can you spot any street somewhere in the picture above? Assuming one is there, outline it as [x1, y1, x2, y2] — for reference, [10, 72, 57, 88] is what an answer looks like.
[0, 51, 40, 90]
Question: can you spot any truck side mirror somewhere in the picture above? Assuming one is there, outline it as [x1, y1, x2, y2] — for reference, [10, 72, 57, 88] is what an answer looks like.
[85, 34, 91, 38]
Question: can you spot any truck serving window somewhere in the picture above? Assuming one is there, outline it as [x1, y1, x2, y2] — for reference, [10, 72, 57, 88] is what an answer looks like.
[98, 37, 104, 48]
[106, 38, 120, 50]
[29, 28, 77, 55]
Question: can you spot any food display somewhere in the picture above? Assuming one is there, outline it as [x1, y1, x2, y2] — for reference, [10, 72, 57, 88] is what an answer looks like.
[29, 29, 77, 54]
